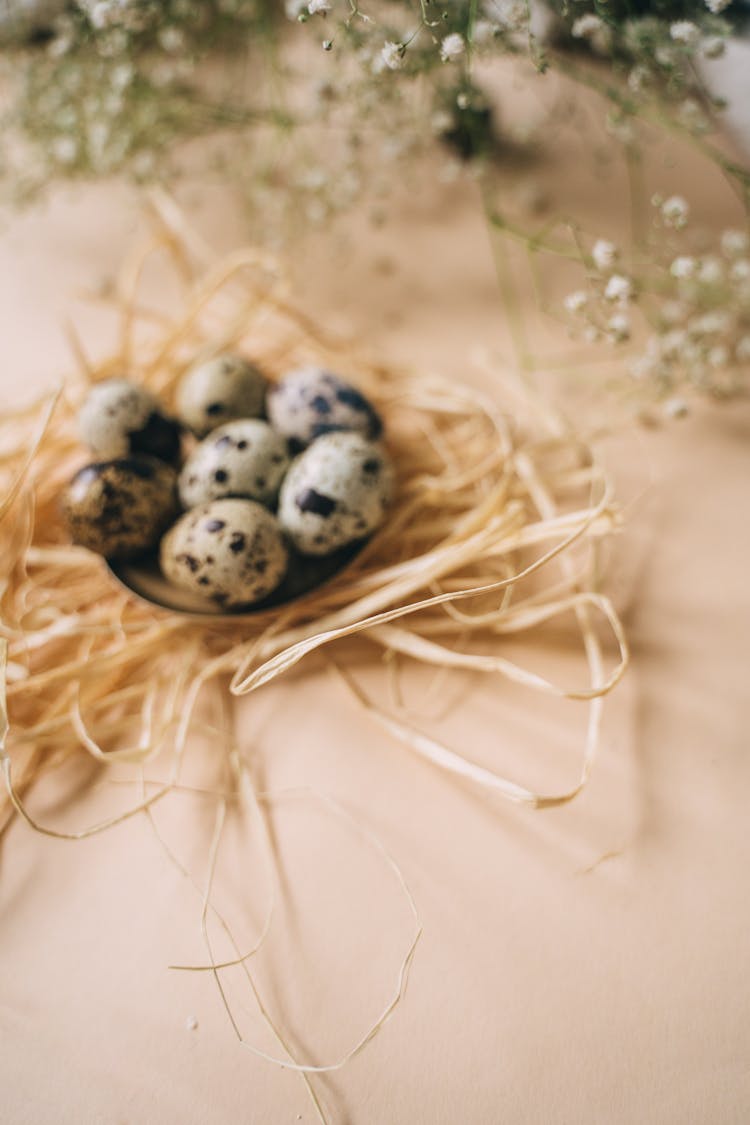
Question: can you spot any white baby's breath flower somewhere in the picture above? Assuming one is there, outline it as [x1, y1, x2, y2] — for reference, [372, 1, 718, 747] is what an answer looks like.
[721, 229, 749, 257]
[690, 310, 730, 336]
[670, 21, 700, 46]
[87, 2, 114, 30]
[158, 27, 185, 53]
[607, 313, 631, 342]
[48, 32, 74, 58]
[670, 256, 696, 279]
[571, 13, 611, 54]
[664, 396, 689, 419]
[97, 28, 128, 57]
[697, 256, 723, 284]
[111, 62, 134, 90]
[440, 33, 465, 62]
[730, 259, 750, 282]
[571, 14, 601, 38]
[591, 239, 618, 271]
[431, 109, 453, 134]
[571, 14, 600, 35]
[380, 41, 404, 70]
[702, 36, 725, 59]
[661, 195, 689, 229]
[704, 0, 732, 12]
[285, 0, 307, 17]
[630, 354, 658, 381]
[51, 136, 78, 164]
[308, 0, 331, 13]
[78, 0, 141, 31]
[628, 65, 650, 93]
[472, 20, 495, 46]
[655, 45, 677, 67]
[485, 0, 527, 30]
[564, 290, 588, 314]
[604, 274, 633, 303]
[660, 329, 687, 357]
[735, 336, 750, 361]
[661, 300, 687, 325]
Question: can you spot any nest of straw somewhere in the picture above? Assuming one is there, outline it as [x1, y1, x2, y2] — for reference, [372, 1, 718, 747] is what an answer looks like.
[0, 193, 628, 829]
[0, 196, 627, 1103]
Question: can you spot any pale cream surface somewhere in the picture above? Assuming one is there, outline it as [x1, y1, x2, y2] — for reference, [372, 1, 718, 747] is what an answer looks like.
[1, 106, 749, 1124]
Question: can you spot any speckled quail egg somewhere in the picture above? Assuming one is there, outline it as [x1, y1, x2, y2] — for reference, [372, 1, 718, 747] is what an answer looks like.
[160, 498, 288, 608]
[63, 457, 179, 560]
[78, 379, 182, 464]
[267, 366, 382, 450]
[278, 432, 393, 556]
[176, 354, 267, 437]
[178, 419, 290, 510]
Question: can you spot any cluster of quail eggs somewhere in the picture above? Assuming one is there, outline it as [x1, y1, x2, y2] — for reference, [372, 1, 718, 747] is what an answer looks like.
[63, 356, 393, 609]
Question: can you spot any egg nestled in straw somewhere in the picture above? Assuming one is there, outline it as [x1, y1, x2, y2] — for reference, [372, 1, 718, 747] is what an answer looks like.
[278, 432, 393, 556]
[177, 354, 267, 437]
[79, 378, 182, 464]
[160, 498, 288, 608]
[62, 457, 179, 560]
[178, 419, 290, 509]
[267, 366, 382, 450]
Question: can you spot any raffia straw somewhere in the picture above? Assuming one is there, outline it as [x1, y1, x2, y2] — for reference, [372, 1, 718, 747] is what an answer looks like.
[0, 195, 628, 1110]
[137, 683, 419, 1122]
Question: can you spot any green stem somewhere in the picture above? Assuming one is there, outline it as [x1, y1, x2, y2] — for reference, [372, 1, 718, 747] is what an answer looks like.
[481, 180, 537, 377]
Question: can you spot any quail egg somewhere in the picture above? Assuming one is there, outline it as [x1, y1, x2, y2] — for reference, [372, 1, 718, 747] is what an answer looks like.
[63, 457, 179, 560]
[79, 378, 182, 464]
[267, 366, 382, 450]
[160, 498, 288, 608]
[278, 432, 393, 556]
[177, 354, 267, 437]
[178, 419, 290, 510]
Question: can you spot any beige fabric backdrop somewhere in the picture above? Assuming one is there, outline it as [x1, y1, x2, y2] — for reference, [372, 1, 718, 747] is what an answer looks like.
[1, 114, 749, 1124]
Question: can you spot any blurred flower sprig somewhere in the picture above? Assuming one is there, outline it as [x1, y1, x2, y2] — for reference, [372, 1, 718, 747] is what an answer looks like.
[2, 0, 750, 408]
[0, 0, 287, 199]
[2, 1, 743, 202]
[558, 194, 750, 412]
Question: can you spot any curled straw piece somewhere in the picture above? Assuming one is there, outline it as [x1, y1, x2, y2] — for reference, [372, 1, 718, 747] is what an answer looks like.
[0, 198, 628, 1108]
